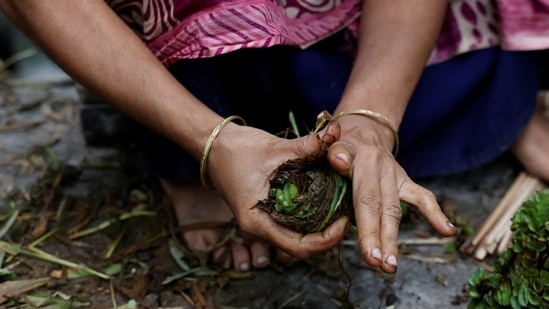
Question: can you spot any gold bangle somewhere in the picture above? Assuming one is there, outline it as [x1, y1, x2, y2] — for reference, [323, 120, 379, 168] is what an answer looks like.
[200, 115, 247, 189]
[335, 109, 399, 156]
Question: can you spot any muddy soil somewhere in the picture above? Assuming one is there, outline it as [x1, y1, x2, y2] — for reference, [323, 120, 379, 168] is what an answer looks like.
[0, 66, 525, 308]
[256, 157, 353, 234]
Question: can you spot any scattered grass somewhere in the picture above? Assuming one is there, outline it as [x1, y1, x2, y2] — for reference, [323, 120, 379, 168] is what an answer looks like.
[0, 152, 210, 307]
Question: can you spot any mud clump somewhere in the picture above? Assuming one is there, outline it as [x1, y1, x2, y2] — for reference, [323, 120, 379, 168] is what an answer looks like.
[255, 157, 352, 234]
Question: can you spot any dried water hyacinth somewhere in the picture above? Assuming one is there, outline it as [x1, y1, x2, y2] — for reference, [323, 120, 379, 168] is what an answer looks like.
[468, 189, 549, 309]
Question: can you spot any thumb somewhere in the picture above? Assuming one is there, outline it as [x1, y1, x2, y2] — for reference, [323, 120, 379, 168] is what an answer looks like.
[293, 122, 341, 158]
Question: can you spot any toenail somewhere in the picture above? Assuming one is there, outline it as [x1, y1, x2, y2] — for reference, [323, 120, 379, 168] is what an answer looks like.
[372, 248, 382, 260]
[240, 263, 250, 271]
[386, 255, 398, 267]
[256, 256, 268, 266]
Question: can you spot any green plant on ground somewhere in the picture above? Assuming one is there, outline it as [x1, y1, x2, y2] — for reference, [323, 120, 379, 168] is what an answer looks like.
[468, 189, 549, 308]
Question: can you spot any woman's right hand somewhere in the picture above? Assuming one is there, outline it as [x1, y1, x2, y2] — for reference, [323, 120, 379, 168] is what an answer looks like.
[204, 121, 351, 260]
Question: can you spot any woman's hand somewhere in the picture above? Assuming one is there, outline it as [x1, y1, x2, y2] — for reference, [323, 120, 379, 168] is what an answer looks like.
[323, 0, 453, 273]
[205, 121, 350, 260]
[327, 114, 457, 273]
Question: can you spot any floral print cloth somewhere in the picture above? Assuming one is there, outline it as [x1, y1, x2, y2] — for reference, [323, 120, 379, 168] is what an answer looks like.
[106, 0, 549, 66]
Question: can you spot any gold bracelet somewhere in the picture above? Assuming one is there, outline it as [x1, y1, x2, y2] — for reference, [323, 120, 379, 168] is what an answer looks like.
[334, 109, 399, 156]
[200, 115, 247, 189]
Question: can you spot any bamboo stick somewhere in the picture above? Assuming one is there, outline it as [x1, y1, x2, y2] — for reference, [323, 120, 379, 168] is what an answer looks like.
[482, 176, 539, 245]
[463, 171, 546, 260]
[469, 172, 528, 247]
[496, 229, 514, 255]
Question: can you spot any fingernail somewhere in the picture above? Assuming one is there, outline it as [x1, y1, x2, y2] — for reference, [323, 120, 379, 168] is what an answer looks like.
[448, 221, 457, 231]
[256, 256, 268, 266]
[321, 133, 336, 144]
[335, 153, 348, 164]
[239, 263, 250, 271]
[386, 255, 398, 267]
[371, 248, 382, 260]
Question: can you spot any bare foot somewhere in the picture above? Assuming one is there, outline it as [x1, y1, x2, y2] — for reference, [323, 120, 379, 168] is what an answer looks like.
[511, 104, 549, 182]
[160, 179, 271, 271]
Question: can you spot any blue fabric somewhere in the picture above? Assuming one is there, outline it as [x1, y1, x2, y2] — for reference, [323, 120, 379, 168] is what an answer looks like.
[398, 48, 546, 178]
[135, 36, 547, 182]
[135, 33, 354, 182]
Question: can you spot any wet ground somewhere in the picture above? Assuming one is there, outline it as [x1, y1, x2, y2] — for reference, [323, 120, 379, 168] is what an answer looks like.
[0, 50, 527, 309]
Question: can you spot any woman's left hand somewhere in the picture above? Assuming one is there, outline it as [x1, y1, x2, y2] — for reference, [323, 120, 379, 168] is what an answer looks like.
[326, 114, 457, 273]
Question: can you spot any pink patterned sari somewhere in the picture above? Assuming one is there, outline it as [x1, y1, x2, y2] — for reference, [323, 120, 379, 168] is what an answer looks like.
[106, 0, 549, 67]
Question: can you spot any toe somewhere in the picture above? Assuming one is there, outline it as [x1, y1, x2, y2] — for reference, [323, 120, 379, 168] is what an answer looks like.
[250, 241, 270, 268]
[231, 243, 251, 271]
[212, 246, 232, 269]
[182, 229, 218, 252]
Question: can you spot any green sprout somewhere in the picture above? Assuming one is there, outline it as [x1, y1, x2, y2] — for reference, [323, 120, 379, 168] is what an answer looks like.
[275, 183, 300, 213]
[315, 173, 347, 232]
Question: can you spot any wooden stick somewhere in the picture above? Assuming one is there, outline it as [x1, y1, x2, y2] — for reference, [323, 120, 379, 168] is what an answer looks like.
[0, 120, 44, 133]
[497, 229, 514, 255]
[473, 246, 487, 260]
[470, 172, 529, 247]
[483, 175, 544, 245]
[398, 237, 456, 246]
[483, 178, 539, 245]
[463, 171, 546, 260]
[473, 175, 540, 254]
[342, 237, 456, 247]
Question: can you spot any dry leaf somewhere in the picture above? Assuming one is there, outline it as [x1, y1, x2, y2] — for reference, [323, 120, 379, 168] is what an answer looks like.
[0, 277, 50, 304]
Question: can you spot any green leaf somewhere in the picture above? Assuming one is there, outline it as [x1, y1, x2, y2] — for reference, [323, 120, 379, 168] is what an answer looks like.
[540, 269, 549, 281]
[468, 288, 480, 299]
[0, 210, 19, 239]
[525, 238, 546, 252]
[522, 267, 539, 278]
[274, 183, 300, 213]
[525, 287, 540, 306]
[518, 284, 528, 307]
[168, 238, 190, 271]
[287, 183, 299, 198]
[283, 183, 292, 202]
[467, 189, 549, 308]
[512, 241, 522, 253]
[0, 268, 17, 281]
[400, 201, 409, 217]
[288, 111, 300, 137]
[468, 268, 482, 286]
[494, 288, 504, 305]
[510, 295, 520, 309]
[314, 173, 347, 232]
[445, 242, 457, 254]
[532, 278, 544, 293]
[489, 273, 502, 286]
[499, 282, 511, 306]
